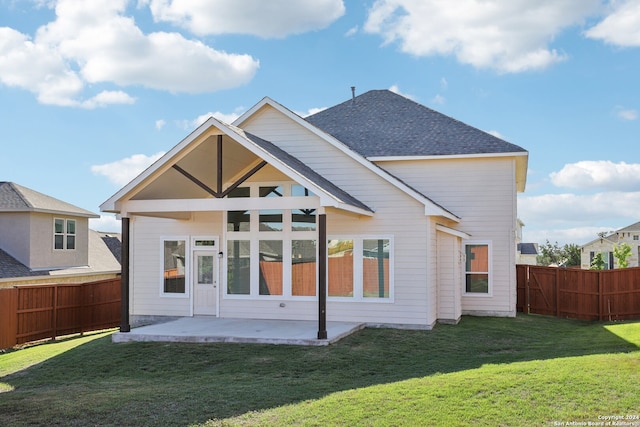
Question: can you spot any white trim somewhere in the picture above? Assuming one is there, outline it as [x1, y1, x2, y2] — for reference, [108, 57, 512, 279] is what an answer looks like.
[233, 97, 459, 222]
[326, 234, 395, 303]
[436, 224, 471, 240]
[159, 236, 190, 299]
[368, 152, 528, 162]
[462, 240, 493, 297]
[100, 116, 373, 217]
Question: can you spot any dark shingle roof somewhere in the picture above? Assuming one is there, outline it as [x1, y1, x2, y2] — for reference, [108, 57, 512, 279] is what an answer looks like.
[305, 90, 527, 158]
[234, 127, 374, 213]
[517, 243, 538, 255]
[0, 182, 98, 218]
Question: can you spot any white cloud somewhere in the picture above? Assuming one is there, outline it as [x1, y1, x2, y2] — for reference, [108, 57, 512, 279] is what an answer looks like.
[143, 0, 345, 38]
[485, 130, 504, 139]
[550, 161, 640, 191]
[155, 119, 166, 130]
[614, 106, 638, 121]
[585, 0, 640, 46]
[345, 26, 359, 37]
[89, 215, 122, 233]
[364, 0, 600, 73]
[177, 110, 244, 130]
[518, 191, 640, 245]
[91, 151, 166, 186]
[0, 0, 259, 107]
[522, 226, 617, 246]
[388, 84, 415, 100]
[431, 94, 446, 105]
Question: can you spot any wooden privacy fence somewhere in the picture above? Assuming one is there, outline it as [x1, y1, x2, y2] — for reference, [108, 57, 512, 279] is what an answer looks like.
[0, 278, 121, 350]
[517, 265, 640, 321]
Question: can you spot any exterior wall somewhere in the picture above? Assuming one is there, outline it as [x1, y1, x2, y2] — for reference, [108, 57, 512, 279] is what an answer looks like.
[129, 212, 223, 318]
[0, 212, 90, 269]
[29, 213, 90, 269]
[436, 229, 462, 323]
[377, 157, 518, 317]
[0, 212, 30, 266]
[238, 107, 435, 327]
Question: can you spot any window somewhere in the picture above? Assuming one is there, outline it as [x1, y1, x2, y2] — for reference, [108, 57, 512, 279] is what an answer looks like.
[228, 240, 250, 294]
[634, 235, 639, 241]
[328, 239, 354, 297]
[292, 240, 316, 296]
[465, 243, 490, 294]
[163, 239, 186, 294]
[54, 218, 76, 250]
[259, 240, 283, 295]
[327, 237, 393, 300]
[225, 182, 318, 299]
[363, 239, 389, 298]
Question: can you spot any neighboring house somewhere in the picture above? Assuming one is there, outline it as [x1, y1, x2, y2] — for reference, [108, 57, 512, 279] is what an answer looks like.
[101, 89, 528, 333]
[0, 182, 121, 287]
[515, 218, 538, 265]
[580, 221, 640, 269]
[517, 243, 538, 265]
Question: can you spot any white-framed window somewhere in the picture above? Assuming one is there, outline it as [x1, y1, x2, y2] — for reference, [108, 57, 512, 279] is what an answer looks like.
[327, 236, 393, 301]
[53, 218, 76, 250]
[464, 242, 491, 295]
[161, 237, 189, 297]
[225, 182, 318, 299]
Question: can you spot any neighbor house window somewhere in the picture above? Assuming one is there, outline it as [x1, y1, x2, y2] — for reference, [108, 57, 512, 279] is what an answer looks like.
[163, 239, 187, 295]
[54, 218, 76, 250]
[465, 243, 490, 294]
[328, 237, 393, 300]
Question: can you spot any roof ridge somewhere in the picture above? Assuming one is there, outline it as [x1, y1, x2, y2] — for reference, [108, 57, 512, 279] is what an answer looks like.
[9, 182, 35, 209]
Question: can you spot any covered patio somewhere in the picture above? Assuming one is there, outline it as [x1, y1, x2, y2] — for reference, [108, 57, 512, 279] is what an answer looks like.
[111, 317, 365, 346]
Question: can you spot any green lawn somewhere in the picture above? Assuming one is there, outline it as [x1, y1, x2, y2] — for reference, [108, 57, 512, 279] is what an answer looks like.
[1, 314, 639, 426]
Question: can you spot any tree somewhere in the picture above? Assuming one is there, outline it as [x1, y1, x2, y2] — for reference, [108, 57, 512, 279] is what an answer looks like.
[563, 243, 581, 267]
[613, 242, 632, 268]
[536, 240, 581, 267]
[590, 252, 605, 270]
[536, 240, 562, 266]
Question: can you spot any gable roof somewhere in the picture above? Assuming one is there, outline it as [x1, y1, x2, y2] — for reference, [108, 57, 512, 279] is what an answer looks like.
[305, 90, 528, 158]
[0, 182, 98, 218]
[617, 221, 640, 233]
[236, 127, 373, 213]
[100, 117, 374, 217]
[235, 96, 460, 221]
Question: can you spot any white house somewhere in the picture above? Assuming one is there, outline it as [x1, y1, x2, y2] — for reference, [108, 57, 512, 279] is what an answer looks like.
[580, 221, 640, 269]
[100, 90, 528, 337]
[0, 182, 121, 287]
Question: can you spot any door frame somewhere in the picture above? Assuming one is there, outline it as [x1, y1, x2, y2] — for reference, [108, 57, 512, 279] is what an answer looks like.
[190, 236, 220, 317]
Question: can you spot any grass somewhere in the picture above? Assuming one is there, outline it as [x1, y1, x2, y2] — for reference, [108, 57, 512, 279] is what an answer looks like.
[1, 315, 639, 426]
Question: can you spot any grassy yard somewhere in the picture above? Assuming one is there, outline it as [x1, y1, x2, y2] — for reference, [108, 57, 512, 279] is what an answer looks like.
[1, 314, 639, 426]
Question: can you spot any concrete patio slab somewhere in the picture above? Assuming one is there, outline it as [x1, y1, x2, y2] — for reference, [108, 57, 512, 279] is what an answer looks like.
[111, 317, 365, 346]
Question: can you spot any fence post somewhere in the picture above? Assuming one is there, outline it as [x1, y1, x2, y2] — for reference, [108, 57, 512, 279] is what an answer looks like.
[555, 268, 561, 317]
[52, 284, 58, 341]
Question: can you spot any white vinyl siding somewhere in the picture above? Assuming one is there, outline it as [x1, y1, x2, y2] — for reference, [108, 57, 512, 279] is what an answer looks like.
[378, 157, 517, 316]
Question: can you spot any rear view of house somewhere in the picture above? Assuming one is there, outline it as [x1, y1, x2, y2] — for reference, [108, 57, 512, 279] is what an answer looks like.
[101, 90, 528, 335]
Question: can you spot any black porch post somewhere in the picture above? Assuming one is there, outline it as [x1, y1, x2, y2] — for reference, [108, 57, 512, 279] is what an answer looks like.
[317, 213, 327, 339]
[120, 217, 131, 332]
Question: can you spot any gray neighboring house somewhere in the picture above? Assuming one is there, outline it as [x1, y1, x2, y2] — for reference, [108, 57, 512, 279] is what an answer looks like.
[580, 221, 640, 269]
[0, 182, 121, 287]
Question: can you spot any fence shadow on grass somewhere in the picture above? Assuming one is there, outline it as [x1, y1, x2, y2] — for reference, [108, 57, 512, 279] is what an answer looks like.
[1, 314, 638, 426]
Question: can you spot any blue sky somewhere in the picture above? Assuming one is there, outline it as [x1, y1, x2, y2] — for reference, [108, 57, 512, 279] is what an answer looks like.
[1, 0, 639, 246]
